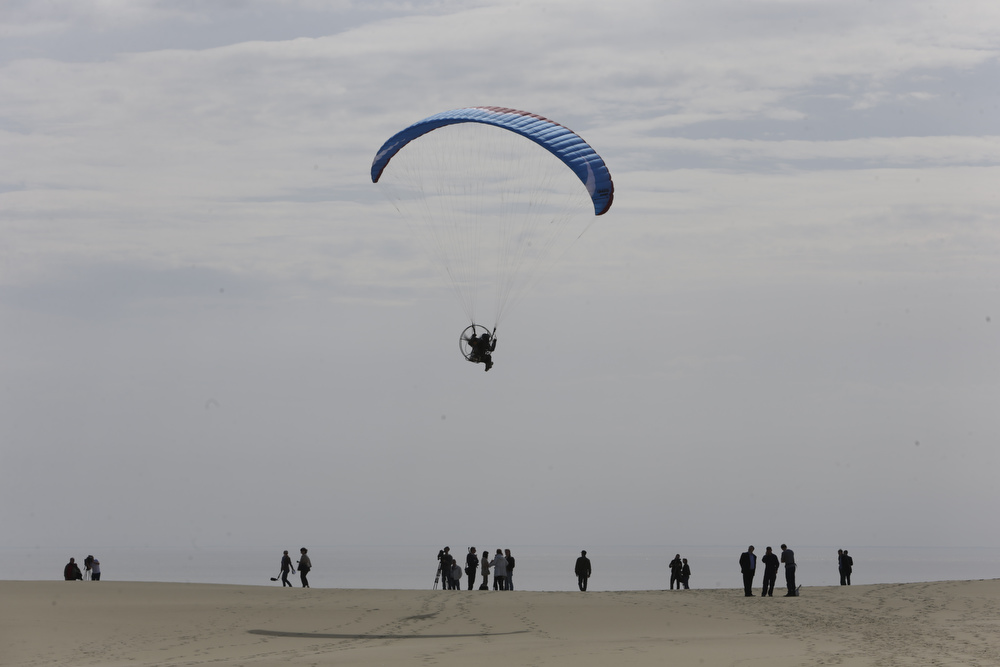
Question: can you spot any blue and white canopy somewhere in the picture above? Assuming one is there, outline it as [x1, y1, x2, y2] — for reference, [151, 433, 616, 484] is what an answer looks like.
[371, 106, 614, 215]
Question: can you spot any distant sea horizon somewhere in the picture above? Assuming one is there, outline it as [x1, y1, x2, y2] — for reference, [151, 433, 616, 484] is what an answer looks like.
[5, 544, 999, 592]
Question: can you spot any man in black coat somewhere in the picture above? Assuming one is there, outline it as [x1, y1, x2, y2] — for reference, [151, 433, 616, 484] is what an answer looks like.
[575, 550, 592, 591]
[669, 554, 683, 590]
[760, 546, 779, 596]
[465, 547, 479, 590]
[438, 547, 454, 589]
[739, 546, 757, 596]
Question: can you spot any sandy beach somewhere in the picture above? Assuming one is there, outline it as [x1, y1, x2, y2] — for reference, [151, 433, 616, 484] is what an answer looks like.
[3, 579, 998, 666]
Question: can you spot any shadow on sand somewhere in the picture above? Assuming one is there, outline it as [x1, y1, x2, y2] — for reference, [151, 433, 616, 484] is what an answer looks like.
[248, 629, 529, 640]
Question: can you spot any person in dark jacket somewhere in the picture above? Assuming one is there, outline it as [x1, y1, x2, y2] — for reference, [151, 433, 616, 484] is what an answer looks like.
[575, 550, 592, 591]
[297, 548, 312, 588]
[669, 554, 683, 590]
[465, 547, 479, 590]
[841, 549, 853, 585]
[739, 546, 757, 596]
[63, 557, 83, 581]
[760, 546, 779, 596]
[681, 558, 692, 589]
[465, 331, 497, 371]
[480, 548, 491, 590]
[438, 547, 454, 589]
[505, 549, 516, 590]
[280, 550, 296, 587]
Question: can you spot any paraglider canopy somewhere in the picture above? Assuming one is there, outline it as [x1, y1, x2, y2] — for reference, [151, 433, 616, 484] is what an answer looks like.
[372, 106, 614, 365]
[372, 106, 614, 216]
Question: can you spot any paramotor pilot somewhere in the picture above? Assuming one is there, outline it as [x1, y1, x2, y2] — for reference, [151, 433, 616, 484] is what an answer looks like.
[466, 331, 497, 371]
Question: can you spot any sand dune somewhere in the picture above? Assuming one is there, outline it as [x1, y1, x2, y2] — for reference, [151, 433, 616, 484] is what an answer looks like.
[3, 579, 998, 666]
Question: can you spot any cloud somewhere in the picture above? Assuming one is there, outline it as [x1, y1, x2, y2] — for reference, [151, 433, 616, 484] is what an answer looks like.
[1, 0, 999, 552]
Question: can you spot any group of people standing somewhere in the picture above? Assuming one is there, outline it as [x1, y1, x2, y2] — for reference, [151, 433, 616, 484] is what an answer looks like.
[438, 547, 516, 590]
[668, 554, 692, 589]
[739, 544, 797, 597]
[63, 555, 101, 581]
[277, 548, 312, 587]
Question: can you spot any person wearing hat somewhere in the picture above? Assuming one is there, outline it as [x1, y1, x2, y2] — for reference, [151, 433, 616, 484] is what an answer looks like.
[297, 548, 312, 588]
[575, 550, 592, 591]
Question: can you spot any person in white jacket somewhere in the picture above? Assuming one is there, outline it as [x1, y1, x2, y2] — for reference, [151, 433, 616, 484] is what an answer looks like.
[491, 549, 508, 590]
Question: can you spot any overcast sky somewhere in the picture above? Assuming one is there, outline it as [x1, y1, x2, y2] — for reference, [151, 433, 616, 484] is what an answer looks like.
[2, 0, 998, 554]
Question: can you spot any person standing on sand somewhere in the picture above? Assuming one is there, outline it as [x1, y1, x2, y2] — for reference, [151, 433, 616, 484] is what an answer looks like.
[669, 554, 683, 590]
[760, 546, 779, 596]
[780, 544, 796, 596]
[739, 546, 757, 596]
[297, 548, 312, 588]
[838, 549, 845, 585]
[575, 550, 592, 591]
[505, 549, 515, 591]
[842, 550, 853, 585]
[480, 548, 491, 589]
[681, 558, 691, 589]
[438, 547, 454, 589]
[466, 547, 479, 590]
[91, 557, 101, 581]
[492, 549, 508, 590]
[63, 558, 83, 580]
[280, 550, 296, 587]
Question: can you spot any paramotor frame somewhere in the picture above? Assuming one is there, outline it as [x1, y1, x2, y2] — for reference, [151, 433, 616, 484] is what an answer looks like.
[459, 324, 493, 363]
